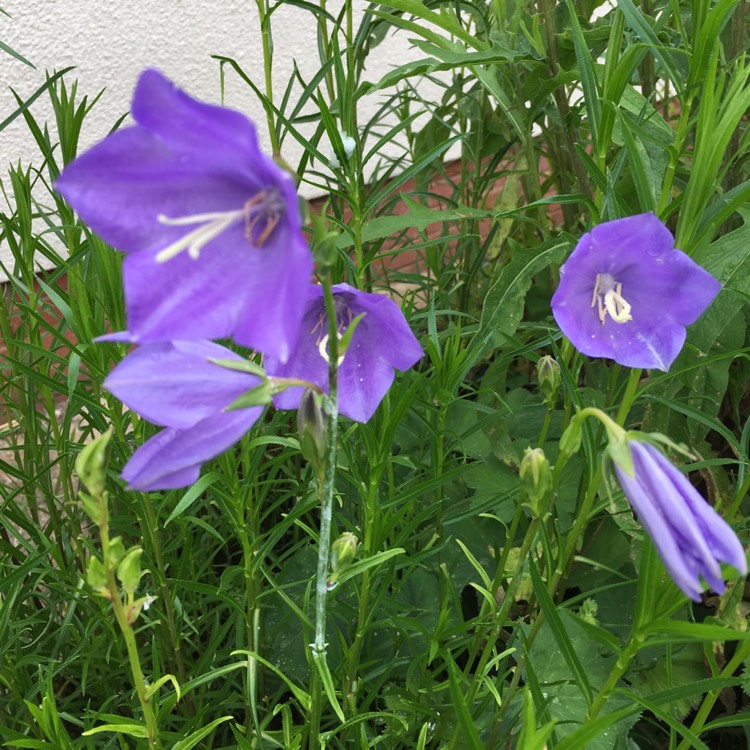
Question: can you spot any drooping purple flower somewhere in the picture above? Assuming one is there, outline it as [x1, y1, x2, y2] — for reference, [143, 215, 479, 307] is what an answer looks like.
[614, 440, 746, 601]
[105, 340, 262, 491]
[266, 283, 423, 423]
[56, 68, 311, 363]
[551, 213, 720, 371]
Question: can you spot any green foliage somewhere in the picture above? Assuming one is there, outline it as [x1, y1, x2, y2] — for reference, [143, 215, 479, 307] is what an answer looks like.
[2, 1, 750, 748]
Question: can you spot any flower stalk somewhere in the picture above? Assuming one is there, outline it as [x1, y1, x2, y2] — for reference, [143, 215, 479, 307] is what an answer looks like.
[309, 274, 341, 750]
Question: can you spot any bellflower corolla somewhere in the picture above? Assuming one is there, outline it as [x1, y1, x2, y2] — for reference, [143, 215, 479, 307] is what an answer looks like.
[57, 68, 311, 362]
[614, 440, 746, 601]
[551, 213, 720, 370]
[105, 340, 262, 491]
[265, 283, 423, 422]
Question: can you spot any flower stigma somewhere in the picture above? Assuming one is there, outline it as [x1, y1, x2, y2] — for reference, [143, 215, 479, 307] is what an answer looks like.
[155, 188, 285, 263]
[312, 299, 354, 366]
[591, 273, 633, 325]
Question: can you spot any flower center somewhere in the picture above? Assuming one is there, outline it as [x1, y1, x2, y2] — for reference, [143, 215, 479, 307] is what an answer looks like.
[591, 273, 633, 325]
[154, 188, 285, 263]
[312, 300, 353, 365]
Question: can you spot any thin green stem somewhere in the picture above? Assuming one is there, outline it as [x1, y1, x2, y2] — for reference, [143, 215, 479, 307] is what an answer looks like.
[100, 518, 162, 749]
[448, 516, 542, 749]
[255, 0, 279, 156]
[676, 637, 750, 750]
[309, 275, 341, 749]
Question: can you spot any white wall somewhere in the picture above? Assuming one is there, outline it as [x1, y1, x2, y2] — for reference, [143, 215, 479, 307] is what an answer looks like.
[1, 1, 430, 269]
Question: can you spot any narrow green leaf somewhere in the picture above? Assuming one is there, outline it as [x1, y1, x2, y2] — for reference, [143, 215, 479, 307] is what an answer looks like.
[82, 723, 149, 738]
[445, 654, 485, 750]
[172, 717, 233, 750]
[528, 560, 593, 706]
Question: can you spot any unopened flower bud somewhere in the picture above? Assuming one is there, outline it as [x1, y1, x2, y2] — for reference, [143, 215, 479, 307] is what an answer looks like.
[117, 547, 145, 596]
[298, 388, 327, 474]
[106, 536, 126, 569]
[310, 211, 339, 272]
[75, 428, 113, 498]
[520, 448, 552, 514]
[329, 532, 358, 588]
[537, 356, 561, 405]
[85, 557, 109, 597]
[559, 420, 582, 459]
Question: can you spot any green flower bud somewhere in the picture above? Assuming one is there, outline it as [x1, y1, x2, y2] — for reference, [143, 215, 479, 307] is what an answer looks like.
[310, 211, 339, 273]
[106, 536, 126, 569]
[86, 557, 109, 597]
[75, 428, 113, 498]
[537, 355, 561, 405]
[297, 388, 327, 475]
[519, 448, 552, 515]
[559, 420, 582, 459]
[117, 547, 145, 596]
[329, 532, 359, 588]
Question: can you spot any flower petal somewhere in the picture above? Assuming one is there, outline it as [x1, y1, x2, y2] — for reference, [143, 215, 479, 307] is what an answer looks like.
[333, 283, 424, 371]
[630, 443, 725, 593]
[122, 219, 312, 361]
[57, 68, 312, 359]
[615, 460, 704, 600]
[121, 407, 260, 491]
[647, 447, 747, 576]
[105, 340, 258, 429]
[131, 68, 274, 179]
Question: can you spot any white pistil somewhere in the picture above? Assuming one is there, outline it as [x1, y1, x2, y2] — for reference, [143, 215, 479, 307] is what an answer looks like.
[156, 209, 244, 262]
[591, 273, 633, 325]
[317, 333, 345, 366]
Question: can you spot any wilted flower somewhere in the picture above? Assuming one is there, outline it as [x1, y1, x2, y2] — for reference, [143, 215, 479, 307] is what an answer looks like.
[105, 340, 263, 491]
[266, 283, 423, 422]
[551, 213, 720, 371]
[613, 439, 746, 601]
[57, 68, 311, 362]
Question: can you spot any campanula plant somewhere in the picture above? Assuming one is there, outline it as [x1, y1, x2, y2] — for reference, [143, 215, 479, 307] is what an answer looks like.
[5, 2, 750, 749]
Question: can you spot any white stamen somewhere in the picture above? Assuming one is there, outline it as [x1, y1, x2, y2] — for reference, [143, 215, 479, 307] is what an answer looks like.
[592, 274, 633, 325]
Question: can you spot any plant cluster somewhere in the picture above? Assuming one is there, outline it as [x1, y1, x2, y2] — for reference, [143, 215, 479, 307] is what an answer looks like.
[1, 2, 750, 748]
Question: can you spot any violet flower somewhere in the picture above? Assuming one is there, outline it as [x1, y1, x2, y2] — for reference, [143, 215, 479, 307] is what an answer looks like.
[265, 283, 423, 423]
[551, 213, 720, 370]
[105, 340, 262, 491]
[57, 68, 311, 363]
[614, 440, 746, 601]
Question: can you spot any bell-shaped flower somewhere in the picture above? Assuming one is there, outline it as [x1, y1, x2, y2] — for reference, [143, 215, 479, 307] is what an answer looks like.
[57, 68, 311, 363]
[265, 283, 423, 422]
[613, 439, 746, 601]
[551, 213, 720, 370]
[105, 340, 263, 491]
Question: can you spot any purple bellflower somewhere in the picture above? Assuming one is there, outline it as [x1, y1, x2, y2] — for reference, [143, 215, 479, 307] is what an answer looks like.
[265, 283, 423, 423]
[57, 68, 311, 363]
[105, 340, 262, 491]
[614, 440, 746, 601]
[551, 213, 720, 371]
